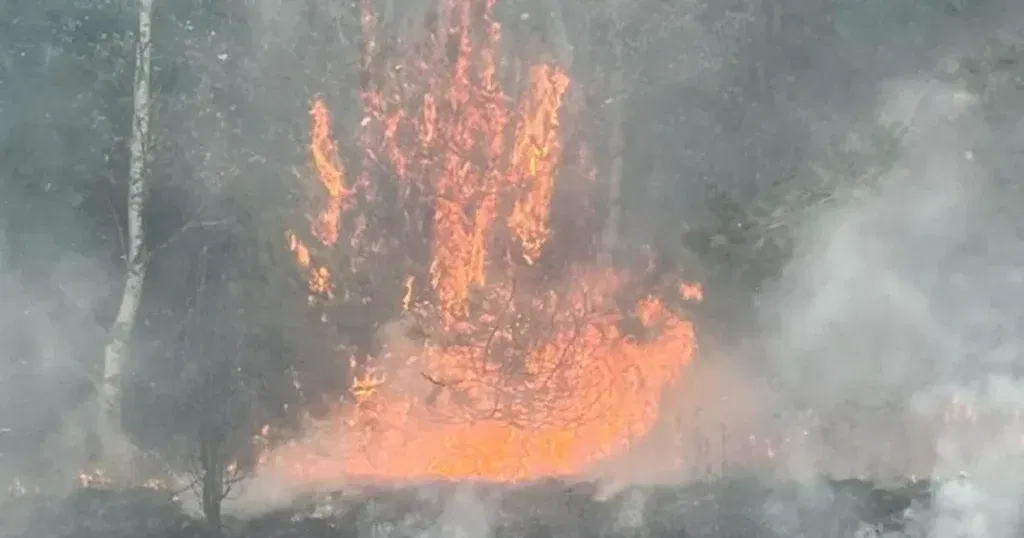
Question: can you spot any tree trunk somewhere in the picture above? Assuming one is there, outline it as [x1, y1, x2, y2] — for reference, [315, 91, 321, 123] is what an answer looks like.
[98, 0, 153, 470]
[542, 0, 585, 123]
[200, 432, 225, 527]
[600, 23, 624, 257]
[542, 0, 575, 70]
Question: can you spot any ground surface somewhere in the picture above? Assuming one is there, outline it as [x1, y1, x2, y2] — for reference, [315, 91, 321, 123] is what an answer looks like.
[0, 477, 935, 537]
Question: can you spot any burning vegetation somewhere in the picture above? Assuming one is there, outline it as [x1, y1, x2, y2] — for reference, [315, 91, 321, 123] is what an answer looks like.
[271, 0, 702, 484]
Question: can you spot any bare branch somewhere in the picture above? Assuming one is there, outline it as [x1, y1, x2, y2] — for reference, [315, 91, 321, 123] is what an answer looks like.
[146, 218, 237, 263]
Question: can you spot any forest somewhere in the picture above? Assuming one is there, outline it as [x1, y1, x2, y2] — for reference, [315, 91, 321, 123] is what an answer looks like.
[3, 0, 1024, 536]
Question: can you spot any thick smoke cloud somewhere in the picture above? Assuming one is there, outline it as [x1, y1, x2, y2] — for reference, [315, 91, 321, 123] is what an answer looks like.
[757, 29, 1024, 538]
[0, 0, 132, 497]
[766, 81, 981, 412]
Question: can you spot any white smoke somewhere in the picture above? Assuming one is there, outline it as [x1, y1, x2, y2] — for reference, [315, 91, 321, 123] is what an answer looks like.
[761, 63, 1024, 535]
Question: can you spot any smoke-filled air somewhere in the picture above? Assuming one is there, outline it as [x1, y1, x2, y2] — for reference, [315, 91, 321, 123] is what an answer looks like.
[3, 0, 1024, 537]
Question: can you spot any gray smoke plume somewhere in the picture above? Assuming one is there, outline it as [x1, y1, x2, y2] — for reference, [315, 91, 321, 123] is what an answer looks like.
[760, 53, 1024, 535]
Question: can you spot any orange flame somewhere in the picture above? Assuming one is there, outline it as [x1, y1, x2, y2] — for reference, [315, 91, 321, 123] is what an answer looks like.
[309, 98, 350, 247]
[425, 0, 507, 321]
[508, 64, 569, 265]
[285, 98, 354, 300]
[338, 275, 695, 481]
[272, 0, 700, 484]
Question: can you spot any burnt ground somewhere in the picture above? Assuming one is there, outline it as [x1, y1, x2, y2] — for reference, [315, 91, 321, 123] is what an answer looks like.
[0, 477, 936, 538]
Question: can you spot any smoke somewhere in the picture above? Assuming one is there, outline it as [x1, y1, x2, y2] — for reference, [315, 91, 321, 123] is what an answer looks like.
[230, 1, 1024, 530]
[7, 0, 1024, 536]
[765, 80, 979, 415]
[0, 239, 113, 497]
[757, 42, 1024, 537]
[585, 356, 782, 495]
[0, 0, 124, 487]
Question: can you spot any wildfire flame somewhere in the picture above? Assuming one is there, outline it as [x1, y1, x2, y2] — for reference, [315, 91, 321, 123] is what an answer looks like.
[309, 98, 350, 247]
[272, 0, 701, 484]
[508, 64, 568, 265]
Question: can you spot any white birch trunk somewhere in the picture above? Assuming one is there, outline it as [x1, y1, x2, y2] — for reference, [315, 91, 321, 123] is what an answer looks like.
[98, 0, 153, 466]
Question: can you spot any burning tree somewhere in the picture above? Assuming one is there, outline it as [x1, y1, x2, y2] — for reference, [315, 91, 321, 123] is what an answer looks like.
[261, 0, 702, 484]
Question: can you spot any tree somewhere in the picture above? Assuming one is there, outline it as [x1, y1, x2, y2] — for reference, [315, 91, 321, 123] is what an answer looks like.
[98, 0, 153, 471]
[178, 242, 253, 528]
[599, 12, 625, 258]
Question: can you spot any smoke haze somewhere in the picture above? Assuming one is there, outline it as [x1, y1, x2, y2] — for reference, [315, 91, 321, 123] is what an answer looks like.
[753, 28, 1024, 538]
[6, 0, 1024, 536]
